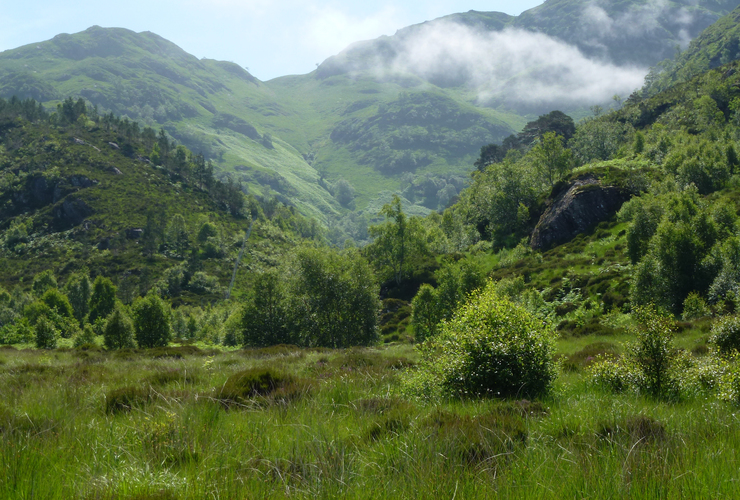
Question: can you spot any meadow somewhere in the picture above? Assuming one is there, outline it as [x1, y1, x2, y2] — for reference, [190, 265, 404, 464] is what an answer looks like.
[1, 330, 738, 500]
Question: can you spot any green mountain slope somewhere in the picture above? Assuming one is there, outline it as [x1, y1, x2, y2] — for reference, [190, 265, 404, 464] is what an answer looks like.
[1, 1, 737, 231]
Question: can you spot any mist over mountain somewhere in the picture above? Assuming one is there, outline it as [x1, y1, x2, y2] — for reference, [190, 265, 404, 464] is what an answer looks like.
[318, 0, 740, 112]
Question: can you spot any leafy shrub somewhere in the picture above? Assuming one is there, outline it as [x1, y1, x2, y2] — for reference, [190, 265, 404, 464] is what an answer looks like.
[103, 304, 136, 350]
[587, 355, 631, 393]
[40, 289, 74, 318]
[89, 276, 117, 324]
[34, 316, 58, 349]
[133, 294, 171, 348]
[711, 315, 740, 354]
[0, 318, 34, 345]
[628, 305, 679, 399]
[73, 324, 97, 348]
[218, 368, 308, 407]
[406, 281, 556, 399]
[682, 292, 710, 320]
[32, 270, 57, 297]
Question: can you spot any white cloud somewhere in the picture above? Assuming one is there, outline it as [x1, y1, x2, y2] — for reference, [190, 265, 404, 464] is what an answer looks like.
[378, 21, 646, 108]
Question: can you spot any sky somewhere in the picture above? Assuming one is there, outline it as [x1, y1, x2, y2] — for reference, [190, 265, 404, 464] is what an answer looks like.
[0, 1, 544, 81]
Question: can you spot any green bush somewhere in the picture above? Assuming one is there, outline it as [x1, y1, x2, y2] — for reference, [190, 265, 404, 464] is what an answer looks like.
[73, 324, 97, 348]
[40, 288, 74, 318]
[104, 304, 136, 350]
[89, 276, 117, 324]
[682, 292, 710, 321]
[628, 305, 679, 399]
[711, 315, 740, 354]
[133, 294, 171, 348]
[406, 281, 556, 399]
[587, 355, 632, 393]
[34, 316, 58, 349]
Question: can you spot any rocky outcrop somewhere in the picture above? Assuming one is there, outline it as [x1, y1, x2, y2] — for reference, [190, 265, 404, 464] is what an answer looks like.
[53, 198, 92, 227]
[530, 175, 629, 251]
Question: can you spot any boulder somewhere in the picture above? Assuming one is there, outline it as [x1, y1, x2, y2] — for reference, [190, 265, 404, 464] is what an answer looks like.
[530, 175, 629, 251]
[53, 198, 92, 227]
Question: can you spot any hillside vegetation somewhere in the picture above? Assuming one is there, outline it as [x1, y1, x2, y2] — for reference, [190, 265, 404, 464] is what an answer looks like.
[2, 0, 738, 232]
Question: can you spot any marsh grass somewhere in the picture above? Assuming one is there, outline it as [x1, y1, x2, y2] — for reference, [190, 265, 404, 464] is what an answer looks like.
[2, 343, 740, 498]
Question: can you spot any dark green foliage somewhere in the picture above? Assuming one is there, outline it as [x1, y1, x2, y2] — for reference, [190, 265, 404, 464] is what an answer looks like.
[40, 289, 74, 318]
[64, 273, 91, 324]
[31, 270, 57, 297]
[34, 316, 58, 349]
[133, 294, 171, 348]
[241, 269, 290, 347]
[103, 303, 136, 350]
[411, 258, 486, 342]
[289, 246, 380, 348]
[629, 305, 679, 399]
[710, 315, 740, 354]
[89, 276, 117, 324]
[218, 368, 308, 406]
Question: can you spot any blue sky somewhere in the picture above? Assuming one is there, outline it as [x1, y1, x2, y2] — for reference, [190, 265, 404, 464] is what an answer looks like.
[0, 1, 544, 81]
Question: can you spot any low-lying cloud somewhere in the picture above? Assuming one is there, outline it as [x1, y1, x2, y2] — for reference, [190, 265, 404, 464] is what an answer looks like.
[579, 0, 697, 55]
[366, 21, 647, 109]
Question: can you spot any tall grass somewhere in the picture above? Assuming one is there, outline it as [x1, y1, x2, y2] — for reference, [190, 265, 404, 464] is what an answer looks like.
[1, 343, 739, 498]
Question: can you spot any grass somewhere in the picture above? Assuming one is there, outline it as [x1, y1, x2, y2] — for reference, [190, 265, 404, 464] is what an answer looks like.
[1, 338, 740, 499]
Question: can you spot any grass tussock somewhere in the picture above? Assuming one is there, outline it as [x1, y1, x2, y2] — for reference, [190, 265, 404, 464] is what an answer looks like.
[218, 367, 310, 407]
[105, 386, 152, 414]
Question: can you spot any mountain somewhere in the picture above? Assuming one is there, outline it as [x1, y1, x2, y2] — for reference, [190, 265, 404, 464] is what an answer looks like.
[643, 4, 740, 95]
[1, 0, 737, 236]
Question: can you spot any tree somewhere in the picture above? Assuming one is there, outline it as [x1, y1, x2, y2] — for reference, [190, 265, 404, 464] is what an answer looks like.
[530, 132, 574, 187]
[104, 303, 136, 350]
[32, 270, 57, 297]
[35, 316, 58, 349]
[366, 195, 428, 285]
[142, 209, 165, 259]
[166, 214, 190, 258]
[89, 276, 117, 324]
[65, 272, 92, 324]
[41, 289, 74, 319]
[333, 179, 355, 207]
[133, 294, 171, 348]
[288, 246, 380, 348]
[241, 269, 290, 347]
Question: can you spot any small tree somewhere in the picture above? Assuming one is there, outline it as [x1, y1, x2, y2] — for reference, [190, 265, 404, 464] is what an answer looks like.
[41, 289, 74, 318]
[89, 276, 117, 324]
[65, 272, 92, 324]
[32, 270, 57, 297]
[104, 303, 136, 350]
[366, 195, 428, 285]
[35, 316, 58, 349]
[627, 305, 678, 399]
[410, 284, 440, 343]
[133, 294, 171, 348]
[530, 132, 573, 187]
[242, 268, 291, 347]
